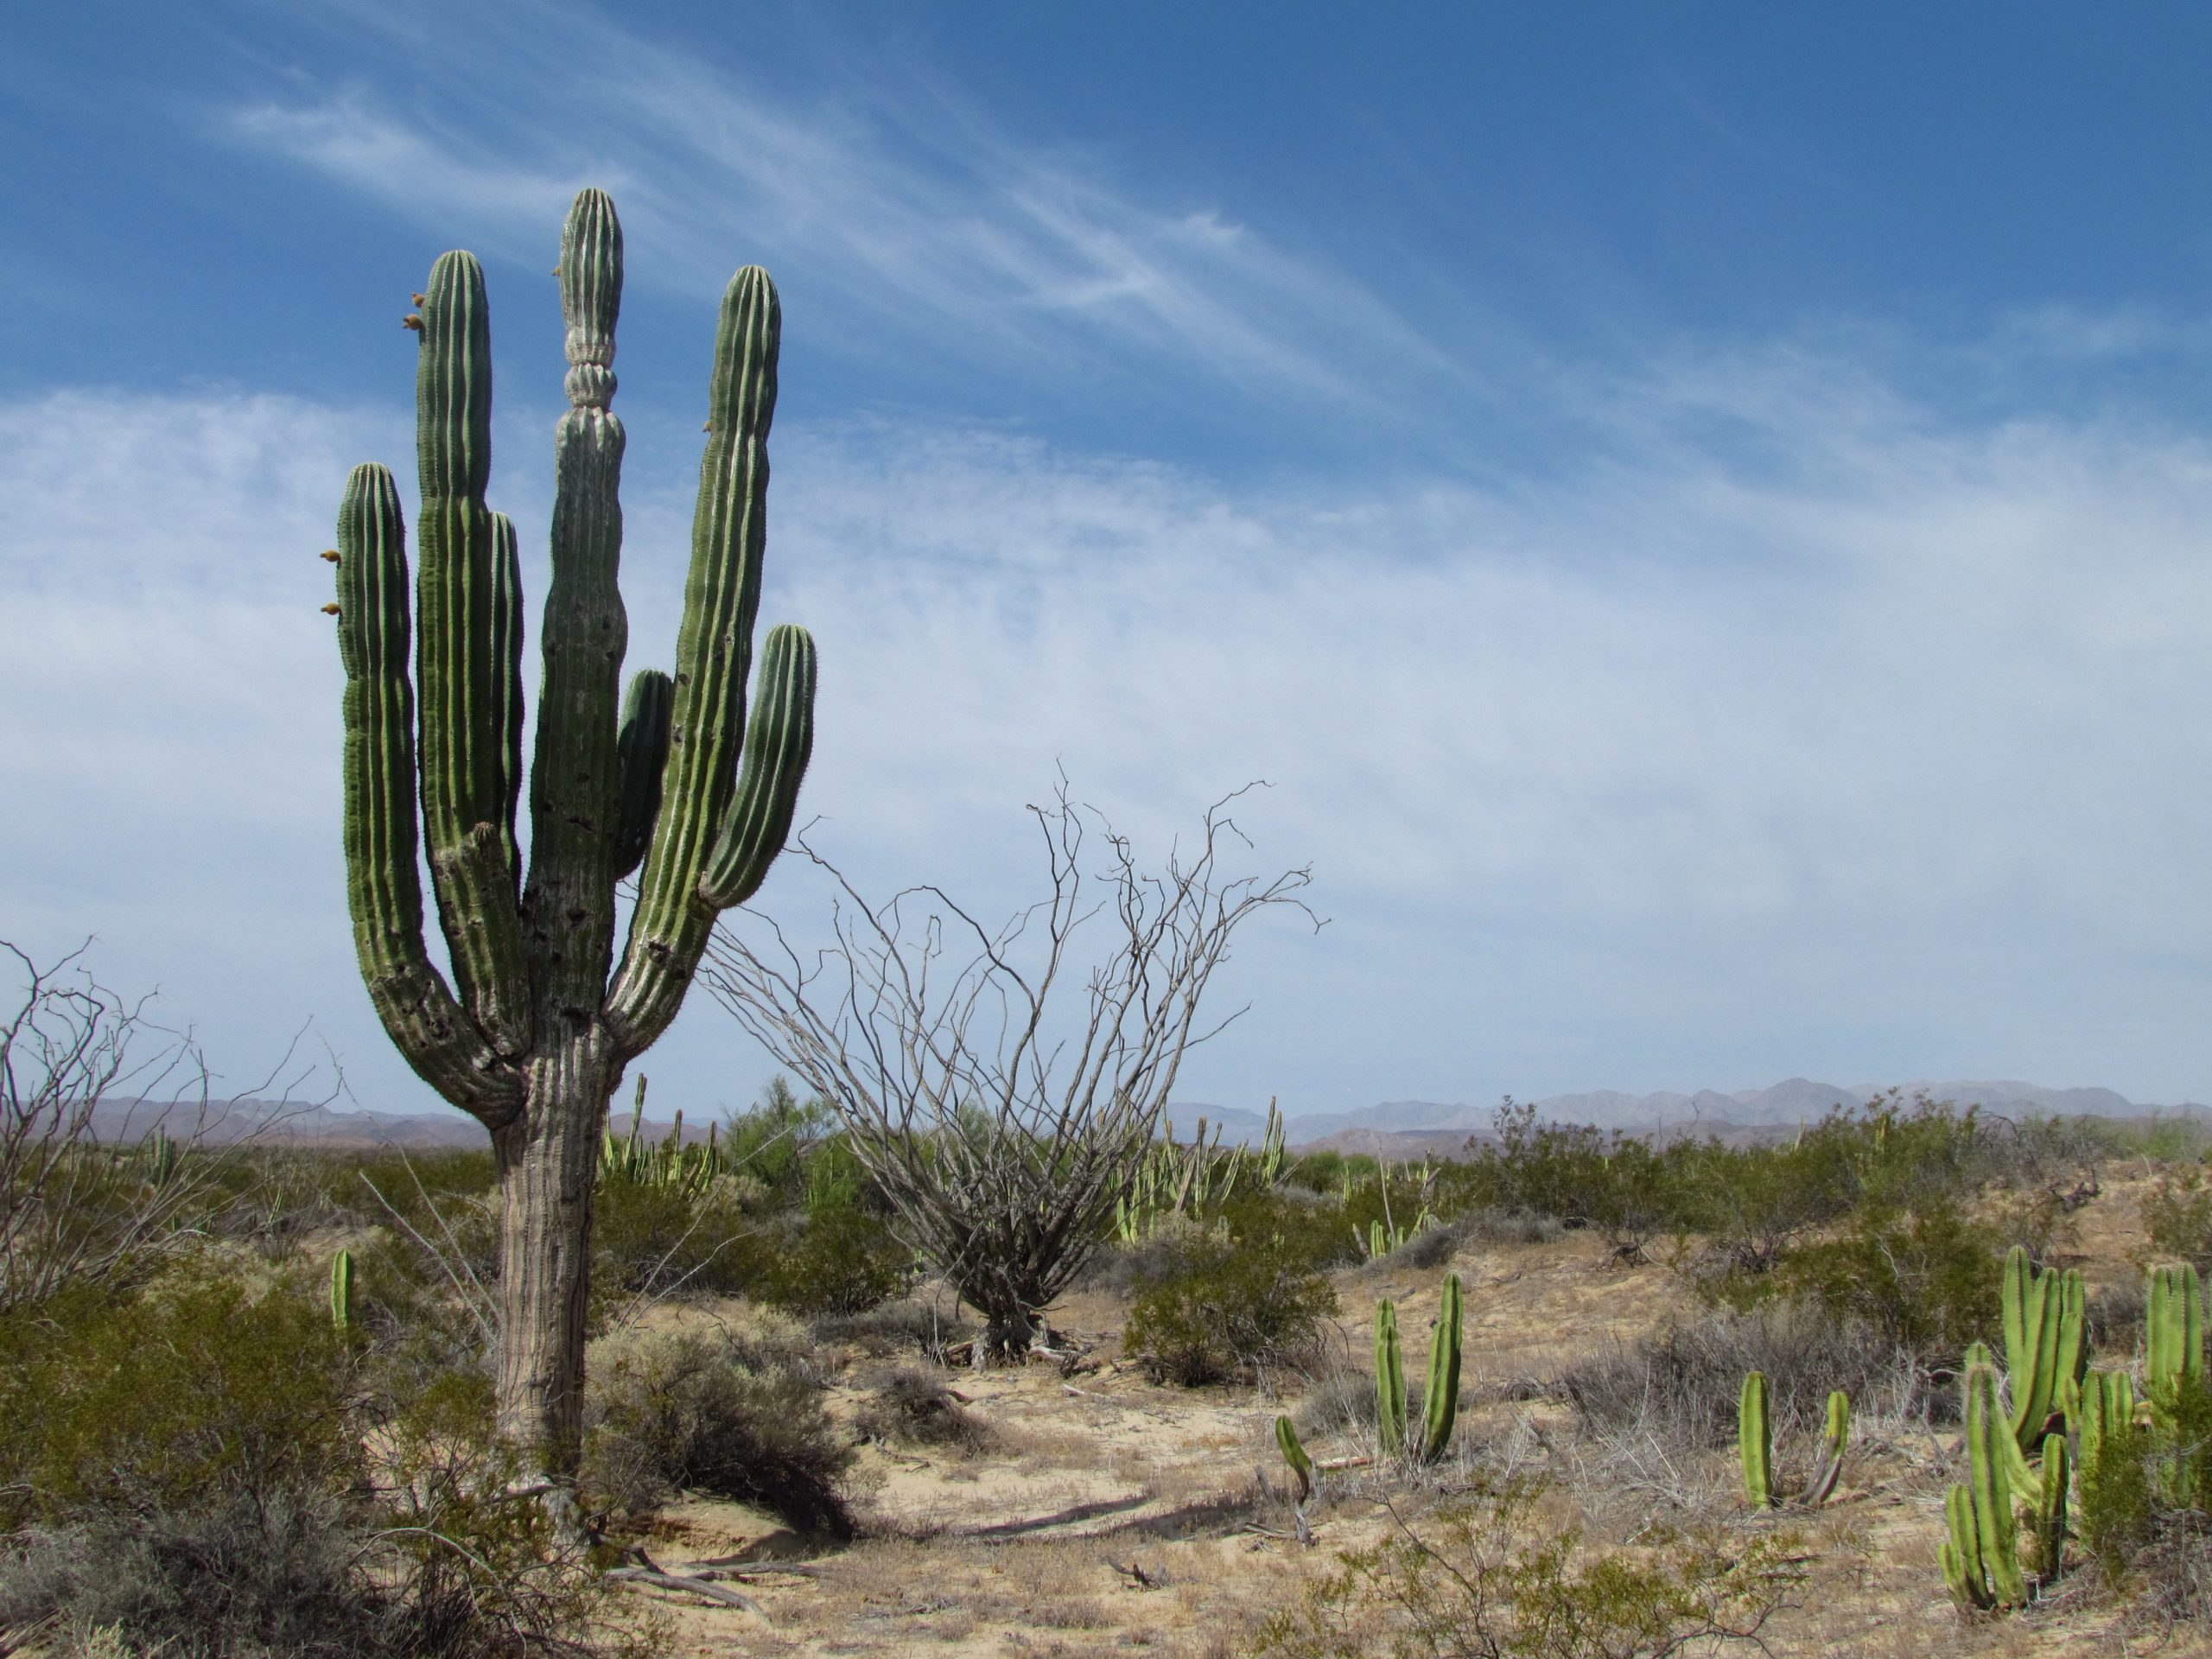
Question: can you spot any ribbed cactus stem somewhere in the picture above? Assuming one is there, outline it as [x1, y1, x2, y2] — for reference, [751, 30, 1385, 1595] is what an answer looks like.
[1421, 1273, 1463, 1463]
[1803, 1388, 1849, 1507]
[1962, 1361, 2027, 1607]
[2079, 1369, 2136, 1477]
[331, 1249, 354, 1333]
[1942, 1484, 1992, 1610]
[613, 669, 672, 880]
[1375, 1300, 1407, 1456]
[2148, 1262, 2205, 1403]
[1738, 1370, 1773, 1510]
[1275, 1415, 1314, 1504]
[2029, 1431, 2069, 1580]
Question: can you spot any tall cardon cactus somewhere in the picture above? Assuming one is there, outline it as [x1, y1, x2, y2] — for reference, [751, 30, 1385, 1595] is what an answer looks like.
[329, 188, 817, 1479]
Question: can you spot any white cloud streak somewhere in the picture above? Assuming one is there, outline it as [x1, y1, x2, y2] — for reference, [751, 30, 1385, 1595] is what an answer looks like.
[218, 0, 1460, 415]
[7, 351, 2212, 1115]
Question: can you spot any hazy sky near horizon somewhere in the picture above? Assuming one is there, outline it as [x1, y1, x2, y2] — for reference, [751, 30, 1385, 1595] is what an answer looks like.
[8, 3, 2212, 1122]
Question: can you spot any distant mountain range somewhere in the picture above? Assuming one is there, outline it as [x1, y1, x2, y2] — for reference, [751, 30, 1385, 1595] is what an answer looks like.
[85, 1077, 2209, 1155]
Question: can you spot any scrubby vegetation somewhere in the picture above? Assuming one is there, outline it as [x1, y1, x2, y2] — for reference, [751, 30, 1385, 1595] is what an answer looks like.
[10, 964, 2212, 1659]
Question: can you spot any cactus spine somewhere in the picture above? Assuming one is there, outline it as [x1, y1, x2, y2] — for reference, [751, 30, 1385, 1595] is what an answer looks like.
[1376, 1299, 1407, 1456]
[1942, 1362, 2027, 1610]
[1738, 1370, 1774, 1509]
[1275, 1414, 1314, 1503]
[331, 1249, 354, 1334]
[1421, 1273, 1463, 1463]
[332, 190, 817, 1476]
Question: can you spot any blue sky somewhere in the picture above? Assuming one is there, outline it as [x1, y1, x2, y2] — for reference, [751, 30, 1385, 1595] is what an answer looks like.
[9, 1, 2212, 1121]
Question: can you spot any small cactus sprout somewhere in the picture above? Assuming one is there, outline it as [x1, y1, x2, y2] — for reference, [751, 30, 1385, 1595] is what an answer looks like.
[1375, 1299, 1407, 1456]
[1738, 1370, 1774, 1510]
[1420, 1273, 1464, 1463]
[1275, 1414, 1314, 1503]
[331, 1249, 355, 1334]
[1803, 1388, 1850, 1507]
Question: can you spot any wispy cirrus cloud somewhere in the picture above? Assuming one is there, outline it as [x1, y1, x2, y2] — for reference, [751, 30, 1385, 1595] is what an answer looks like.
[219, 0, 1459, 416]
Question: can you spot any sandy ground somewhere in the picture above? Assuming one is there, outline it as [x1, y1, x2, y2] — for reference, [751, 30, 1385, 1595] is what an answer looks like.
[598, 1172, 2212, 1658]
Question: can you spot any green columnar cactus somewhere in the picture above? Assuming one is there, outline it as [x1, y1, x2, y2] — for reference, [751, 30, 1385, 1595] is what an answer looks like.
[140, 1127, 176, 1190]
[1376, 1299, 1407, 1455]
[2078, 1368, 2136, 1477]
[1942, 1363, 2027, 1611]
[1275, 1414, 1314, 1504]
[1999, 1248, 2083, 1454]
[2028, 1432, 2069, 1580]
[1803, 1388, 1850, 1507]
[331, 1249, 354, 1334]
[2148, 1262, 2205, 1403]
[1421, 1273, 1463, 1463]
[333, 189, 817, 1476]
[1738, 1370, 1773, 1510]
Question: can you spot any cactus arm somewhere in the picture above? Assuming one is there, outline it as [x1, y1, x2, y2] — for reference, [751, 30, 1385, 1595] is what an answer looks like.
[1375, 1300, 1407, 1455]
[606, 264, 802, 1055]
[522, 188, 632, 1018]
[489, 511, 525, 892]
[411, 250, 531, 1055]
[1966, 1363, 2027, 1606]
[1421, 1273, 1463, 1463]
[1275, 1415, 1314, 1504]
[334, 463, 521, 1126]
[2054, 1268, 2088, 1427]
[697, 623, 817, 906]
[1738, 1370, 1773, 1509]
[613, 669, 672, 880]
[2000, 1246, 2032, 1400]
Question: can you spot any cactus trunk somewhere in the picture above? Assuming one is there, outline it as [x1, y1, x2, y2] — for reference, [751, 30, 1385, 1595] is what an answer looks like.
[1376, 1300, 1407, 1455]
[1738, 1370, 1773, 1509]
[1421, 1273, 1463, 1463]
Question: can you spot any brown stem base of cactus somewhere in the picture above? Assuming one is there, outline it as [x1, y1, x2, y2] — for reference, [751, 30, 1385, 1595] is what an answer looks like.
[492, 1034, 614, 1485]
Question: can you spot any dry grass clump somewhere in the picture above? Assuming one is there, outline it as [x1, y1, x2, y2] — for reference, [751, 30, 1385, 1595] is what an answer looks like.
[854, 1364, 992, 1451]
[582, 1328, 853, 1538]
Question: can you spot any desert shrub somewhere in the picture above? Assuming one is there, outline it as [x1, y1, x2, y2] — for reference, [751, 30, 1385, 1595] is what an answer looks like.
[1249, 1471, 1802, 1658]
[1562, 1302, 1936, 1459]
[717, 1077, 837, 1203]
[1374, 1224, 1459, 1272]
[1721, 1192, 2000, 1356]
[581, 1328, 852, 1536]
[1218, 1186, 1363, 1272]
[0, 1266, 617, 1658]
[1293, 1361, 1382, 1441]
[2142, 1169, 2212, 1279]
[1667, 1138, 1852, 1279]
[589, 1173, 760, 1313]
[854, 1365, 989, 1450]
[753, 1199, 912, 1316]
[0, 1266, 356, 1529]
[1124, 1223, 1338, 1386]
[1447, 1206, 1564, 1249]
[810, 1294, 973, 1359]
[2078, 1418, 2158, 1589]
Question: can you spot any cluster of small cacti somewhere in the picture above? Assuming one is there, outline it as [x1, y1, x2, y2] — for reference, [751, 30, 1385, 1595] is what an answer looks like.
[1371, 1272, 1463, 1463]
[1114, 1101, 1292, 1243]
[1737, 1372, 1849, 1510]
[136, 1127, 178, 1190]
[1936, 1252, 2207, 1615]
[596, 1077, 723, 1198]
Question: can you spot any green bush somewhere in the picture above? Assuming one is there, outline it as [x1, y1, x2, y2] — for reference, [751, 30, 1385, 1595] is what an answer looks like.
[582, 1329, 853, 1536]
[1124, 1220, 1338, 1386]
[2143, 1170, 2212, 1279]
[753, 1200, 912, 1316]
[0, 1267, 356, 1529]
[1717, 1192, 2000, 1357]
[1249, 1471, 1802, 1658]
